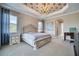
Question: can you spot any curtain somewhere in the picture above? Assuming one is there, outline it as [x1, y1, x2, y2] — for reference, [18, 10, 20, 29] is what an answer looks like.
[41, 20, 45, 33]
[0, 7, 10, 46]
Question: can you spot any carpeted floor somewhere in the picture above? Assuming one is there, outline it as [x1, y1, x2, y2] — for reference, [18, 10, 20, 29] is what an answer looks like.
[0, 38, 74, 56]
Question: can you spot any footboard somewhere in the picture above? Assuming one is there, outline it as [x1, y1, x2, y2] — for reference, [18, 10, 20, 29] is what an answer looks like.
[35, 37, 51, 49]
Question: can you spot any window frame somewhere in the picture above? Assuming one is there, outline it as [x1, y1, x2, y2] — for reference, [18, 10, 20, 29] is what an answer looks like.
[9, 14, 18, 33]
[38, 21, 43, 32]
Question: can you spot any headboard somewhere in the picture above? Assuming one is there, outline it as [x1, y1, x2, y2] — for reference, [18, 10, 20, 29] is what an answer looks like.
[23, 24, 38, 33]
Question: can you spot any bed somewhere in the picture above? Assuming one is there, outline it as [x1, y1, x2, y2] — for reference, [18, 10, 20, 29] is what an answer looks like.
[22, 24, 51, 50]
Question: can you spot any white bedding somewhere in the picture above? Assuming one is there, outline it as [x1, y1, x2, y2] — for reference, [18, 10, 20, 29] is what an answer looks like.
[22, 33, 51, 49]
[23, 33, 50, 40]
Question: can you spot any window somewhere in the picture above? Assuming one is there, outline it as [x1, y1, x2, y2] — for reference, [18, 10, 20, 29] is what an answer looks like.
[38, 21, 43, 32]
[61, 23, 64, 35]
[10, 15, 17, 33]
[46, 23, 55, 34]
[46, 23, 53, 32]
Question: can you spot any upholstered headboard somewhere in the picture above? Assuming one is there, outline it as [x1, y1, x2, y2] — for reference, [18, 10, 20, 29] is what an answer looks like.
[23, 24, 37, 33]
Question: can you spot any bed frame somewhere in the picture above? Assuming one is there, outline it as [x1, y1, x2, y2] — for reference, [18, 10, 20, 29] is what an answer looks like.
[34, 37, 51, 49]
[22, 24, 51, 50]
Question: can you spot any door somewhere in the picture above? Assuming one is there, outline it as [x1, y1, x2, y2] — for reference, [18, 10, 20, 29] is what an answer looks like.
[0, 6, 1, 47]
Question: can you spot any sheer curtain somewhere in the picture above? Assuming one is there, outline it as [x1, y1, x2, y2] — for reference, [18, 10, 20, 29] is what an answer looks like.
[38, 20, 45, 33]
[0, 7, 10, 46]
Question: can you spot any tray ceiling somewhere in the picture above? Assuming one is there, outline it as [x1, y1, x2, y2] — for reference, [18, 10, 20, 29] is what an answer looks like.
[1, 3, 79, 20]
[24, 3, 66, 15]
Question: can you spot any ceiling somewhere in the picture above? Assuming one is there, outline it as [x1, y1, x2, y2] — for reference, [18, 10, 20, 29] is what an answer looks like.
[1, 3, 79, 20]
[24, 3, 66, 15]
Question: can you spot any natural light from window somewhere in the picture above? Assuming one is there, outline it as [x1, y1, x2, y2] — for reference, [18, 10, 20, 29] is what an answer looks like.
[10, 15, 17, 33]
[38, 21, 43, 32]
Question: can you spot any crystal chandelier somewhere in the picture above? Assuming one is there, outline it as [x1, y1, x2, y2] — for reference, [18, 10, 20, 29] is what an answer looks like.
[24, 3, 66, 15]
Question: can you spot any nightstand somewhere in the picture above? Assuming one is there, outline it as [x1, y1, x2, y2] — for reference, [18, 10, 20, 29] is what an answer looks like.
[9, 33, 20, 45]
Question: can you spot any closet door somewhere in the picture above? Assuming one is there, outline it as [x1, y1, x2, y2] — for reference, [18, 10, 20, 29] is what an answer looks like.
[0, 6, 1, 47]
[74, 33, 79, 56]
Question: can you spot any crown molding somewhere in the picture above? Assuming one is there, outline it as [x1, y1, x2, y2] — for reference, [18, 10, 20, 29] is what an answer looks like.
[46, 10, 79, 20]
[1, 3, 79, 20]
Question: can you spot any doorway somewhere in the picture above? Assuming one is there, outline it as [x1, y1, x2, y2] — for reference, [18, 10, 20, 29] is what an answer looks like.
[55, 19, 64, 37]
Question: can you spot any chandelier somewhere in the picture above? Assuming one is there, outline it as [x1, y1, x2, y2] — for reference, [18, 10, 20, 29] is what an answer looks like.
[24, 3, 66, 15]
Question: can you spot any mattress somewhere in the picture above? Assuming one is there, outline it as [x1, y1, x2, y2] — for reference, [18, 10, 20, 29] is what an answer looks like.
[22, 33, 51, 41]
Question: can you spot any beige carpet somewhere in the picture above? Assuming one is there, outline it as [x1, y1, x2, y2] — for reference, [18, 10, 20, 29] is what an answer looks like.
[0, 38, 74, 56]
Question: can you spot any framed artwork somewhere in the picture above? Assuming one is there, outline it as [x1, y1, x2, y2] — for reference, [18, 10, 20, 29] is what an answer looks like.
[69, 27, 77, 32]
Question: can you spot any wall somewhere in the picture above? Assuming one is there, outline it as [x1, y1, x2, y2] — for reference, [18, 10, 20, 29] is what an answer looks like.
[11, 10, 79, 35]
[10, 10, 40, 34]
[45, 12, 79, 36]
[10, 10, 22, 34]
[19, 13, 40, 33]
[61, 13, 79, 32]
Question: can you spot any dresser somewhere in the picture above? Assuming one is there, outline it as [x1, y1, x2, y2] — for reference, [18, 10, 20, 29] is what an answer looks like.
[74, 32, 79, 56]
[9, 33, 20, 45]
[64, 32, 74, 40]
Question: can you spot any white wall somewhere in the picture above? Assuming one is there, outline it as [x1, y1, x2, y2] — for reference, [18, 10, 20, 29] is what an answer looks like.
[45, 12, 79, 36]
[11, 10, 79, 34]
[10, 10, 40, 34]
[61, 13, 79, 32]
[19, 13, 40, 33]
